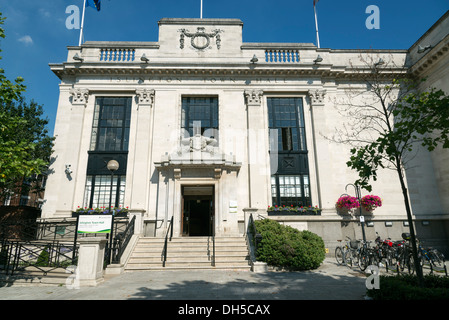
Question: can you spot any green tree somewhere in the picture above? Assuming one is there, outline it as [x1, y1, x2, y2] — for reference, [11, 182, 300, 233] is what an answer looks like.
[331, 55, 449, 285]
[0, 12, 54, 200]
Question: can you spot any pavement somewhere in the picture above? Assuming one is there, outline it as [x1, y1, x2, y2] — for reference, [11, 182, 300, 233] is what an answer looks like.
[0, 258, 369, 301]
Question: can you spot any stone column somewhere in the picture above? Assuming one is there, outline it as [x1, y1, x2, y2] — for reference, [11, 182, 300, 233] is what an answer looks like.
[307, 89, 328, 213]
[129, 89, 155, 220]
[60, 88, 89, 217]
[76, 237, 108, 286]
[244, 90, 269, 211]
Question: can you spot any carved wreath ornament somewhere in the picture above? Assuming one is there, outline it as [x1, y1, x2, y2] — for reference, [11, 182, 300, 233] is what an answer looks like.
[179, 27, 222, 51]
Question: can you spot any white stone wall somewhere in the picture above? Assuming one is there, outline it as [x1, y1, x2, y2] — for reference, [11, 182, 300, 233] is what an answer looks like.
[42, 16, 448, 241]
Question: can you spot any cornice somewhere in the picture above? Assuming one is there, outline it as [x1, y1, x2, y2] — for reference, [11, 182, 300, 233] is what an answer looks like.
[408, 34, 449, 77]
[49, 62, 407, 81]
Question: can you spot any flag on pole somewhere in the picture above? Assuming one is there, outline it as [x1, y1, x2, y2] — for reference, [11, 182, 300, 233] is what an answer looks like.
[86, 0, 101, 11]
[79, 0, 101, 46]
[313, 0, 320, 48]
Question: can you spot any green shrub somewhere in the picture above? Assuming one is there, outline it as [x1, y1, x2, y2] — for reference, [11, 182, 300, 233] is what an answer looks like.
[367, 274, 449, 300]
[36, 246, 50, 267]
[254, 218, 325, 270]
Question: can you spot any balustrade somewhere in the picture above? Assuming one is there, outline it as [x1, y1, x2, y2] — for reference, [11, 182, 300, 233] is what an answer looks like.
[265, 49, 300, 63]
[99, 48, 136, 62]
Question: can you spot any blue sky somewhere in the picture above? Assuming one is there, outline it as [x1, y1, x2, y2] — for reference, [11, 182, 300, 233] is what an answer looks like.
[1, 0, 448, 136]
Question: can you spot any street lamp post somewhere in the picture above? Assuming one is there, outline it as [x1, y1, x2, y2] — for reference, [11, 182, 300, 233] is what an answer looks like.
[346, 183, 366, 242]
[106, 159, 119, 264]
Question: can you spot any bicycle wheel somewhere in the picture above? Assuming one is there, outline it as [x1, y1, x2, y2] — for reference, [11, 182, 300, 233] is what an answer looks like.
[358, 250, 369, 271]
[335, 246, 344, 265]
[430, 249, 445, 269]
[385, 248, 398, 273]
[344, 249, 353, 267]
[406, 253, 416, 274]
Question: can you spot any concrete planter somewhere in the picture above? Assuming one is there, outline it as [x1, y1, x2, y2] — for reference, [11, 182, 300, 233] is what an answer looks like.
[72, 211, 128, 218]
[267, 209, 321, 216]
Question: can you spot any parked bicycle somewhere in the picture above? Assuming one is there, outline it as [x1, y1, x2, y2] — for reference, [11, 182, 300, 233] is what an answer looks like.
[335, 238, 350, 266]
[359, 240, 379, 271]
[416, 238, 447, 275]
[343, 238, 361, 268]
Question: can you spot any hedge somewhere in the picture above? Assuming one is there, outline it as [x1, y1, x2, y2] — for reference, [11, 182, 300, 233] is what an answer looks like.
[366, 274, 449, 300]
[254, 218, 325, 270]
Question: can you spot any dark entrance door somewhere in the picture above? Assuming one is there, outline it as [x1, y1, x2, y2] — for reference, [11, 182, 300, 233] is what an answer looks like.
[182, 186, 214, 236]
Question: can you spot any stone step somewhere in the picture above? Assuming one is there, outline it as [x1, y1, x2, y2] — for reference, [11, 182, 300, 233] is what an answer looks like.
[129, 253, 249, 263]
[125, 261, 251, 271]
[124, 236, 251, 271]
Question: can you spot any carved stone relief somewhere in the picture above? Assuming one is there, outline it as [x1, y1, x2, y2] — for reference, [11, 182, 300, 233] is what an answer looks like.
[244, 90, 263, 106]
[70, 88, 89, 105]
[179, 27, 222, 51]
[136, 88, 155, 107]
[308, 89, 326, 106]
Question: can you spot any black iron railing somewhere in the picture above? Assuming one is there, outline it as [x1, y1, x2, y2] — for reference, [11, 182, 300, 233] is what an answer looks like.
[0, 239, 78, 276]
[162, 216, 173, 267]
[0, 216, 134, 275]
[208, 214, 216, 266]
[246, 213, 263, 263]
[110, 215, 135, 264]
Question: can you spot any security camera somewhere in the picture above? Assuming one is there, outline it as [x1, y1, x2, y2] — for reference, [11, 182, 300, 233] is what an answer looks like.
[65, 164, 72, 175]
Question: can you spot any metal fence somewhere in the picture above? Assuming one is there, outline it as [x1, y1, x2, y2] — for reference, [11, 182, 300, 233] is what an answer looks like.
[0, 216, 133, 276]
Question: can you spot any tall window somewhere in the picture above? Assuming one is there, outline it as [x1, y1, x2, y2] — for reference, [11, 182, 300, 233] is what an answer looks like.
[90, 97, 132, 151]
[85, 97, 131, 209]
[268, 97, 311, 207]
[83, 175, 126, 209]
[181, 97, 219, 140]
[268, 97, 306, 152]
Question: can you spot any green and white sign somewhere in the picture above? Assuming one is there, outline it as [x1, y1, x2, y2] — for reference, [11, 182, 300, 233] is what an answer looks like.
[77, 215, 113, 234]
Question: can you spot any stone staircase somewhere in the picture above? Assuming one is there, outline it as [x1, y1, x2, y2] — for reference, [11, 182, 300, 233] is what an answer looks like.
[125, 236, 252, 271]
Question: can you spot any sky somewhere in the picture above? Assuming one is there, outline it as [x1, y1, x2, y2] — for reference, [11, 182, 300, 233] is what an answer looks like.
[1, 0, 448, 136]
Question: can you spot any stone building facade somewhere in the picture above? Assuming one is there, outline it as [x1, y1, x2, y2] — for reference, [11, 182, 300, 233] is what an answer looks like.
[43, 13, 449, 253]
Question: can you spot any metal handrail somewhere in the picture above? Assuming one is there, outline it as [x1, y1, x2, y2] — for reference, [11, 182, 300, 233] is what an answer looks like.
[210, 214, 215, 266]
[111, 215, 135, 264]
[246, 213, 262, 263]
[162, 216, 173, 267]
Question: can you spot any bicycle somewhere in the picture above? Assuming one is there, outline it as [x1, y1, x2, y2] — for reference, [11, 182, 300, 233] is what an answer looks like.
[335, 238, 349, 266]
[358, 240, 379, 272]
[343, 238, 361, 268]
[416, 239, 447, 275]
[395, 233, 416, 274]
[374, 232, 397, 272]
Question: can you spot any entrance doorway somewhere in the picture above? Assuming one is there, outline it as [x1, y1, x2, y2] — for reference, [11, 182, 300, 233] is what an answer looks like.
[182, 186, 214, 236]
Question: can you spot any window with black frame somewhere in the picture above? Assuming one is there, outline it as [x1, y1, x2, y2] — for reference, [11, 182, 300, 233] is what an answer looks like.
[268, 97, 311, 207]
[181, 97, 219, 140]
[90, 97, 131, 152]
[84, 97, 131, 209]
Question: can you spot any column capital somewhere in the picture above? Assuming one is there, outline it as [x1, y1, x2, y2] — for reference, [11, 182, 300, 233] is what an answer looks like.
[244, 89, 263, 106]
[307, 89, 326, 106]
[70, 88, 89, 106]
[136, 88, 155, 107]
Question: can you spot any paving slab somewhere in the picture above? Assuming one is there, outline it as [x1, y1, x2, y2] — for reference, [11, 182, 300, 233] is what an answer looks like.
[0, 258, 368, 300]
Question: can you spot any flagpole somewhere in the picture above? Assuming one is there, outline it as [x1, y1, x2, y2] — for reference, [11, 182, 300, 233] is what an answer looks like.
[79, 0, 87, 46]
[200, 0, 203, 19]
[314, 3, 320, 48]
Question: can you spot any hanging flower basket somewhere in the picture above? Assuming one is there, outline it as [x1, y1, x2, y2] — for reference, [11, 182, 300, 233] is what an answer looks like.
[360, 195, 382, 213]
[72, 206, 129, 217]
[267, 205, 321, 216]
[335, 195, 360, 215]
